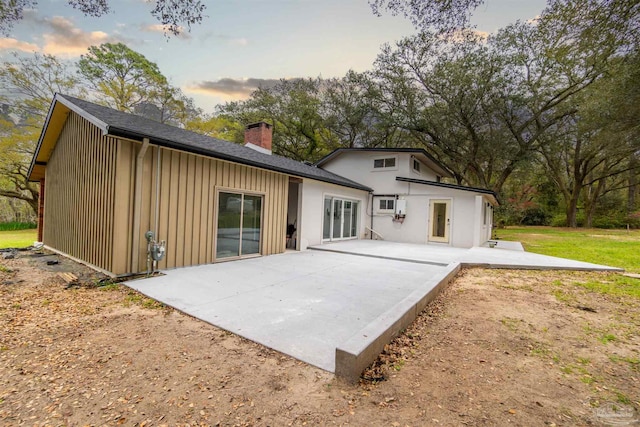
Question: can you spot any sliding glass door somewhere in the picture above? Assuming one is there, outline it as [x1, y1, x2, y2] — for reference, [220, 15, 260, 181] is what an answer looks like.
[323, 196, 359, 241]
[216, 192, 263, 260]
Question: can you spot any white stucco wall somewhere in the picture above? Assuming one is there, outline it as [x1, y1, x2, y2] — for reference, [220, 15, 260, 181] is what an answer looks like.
[366, 183, 480, 248]
[321, 152, 438, 194]
[298, 179, 369, 249]
[319, 152, 496, 248]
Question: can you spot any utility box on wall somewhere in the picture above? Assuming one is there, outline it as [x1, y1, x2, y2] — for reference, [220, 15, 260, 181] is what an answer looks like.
[396, 199, 407, 216]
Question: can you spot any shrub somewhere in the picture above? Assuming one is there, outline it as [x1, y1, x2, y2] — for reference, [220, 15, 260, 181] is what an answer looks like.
[551, 214, 567, 227]
[520, 208, 551, 226]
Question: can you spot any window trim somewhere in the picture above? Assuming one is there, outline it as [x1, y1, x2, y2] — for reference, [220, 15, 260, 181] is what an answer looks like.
[412, 158, 421, 174]
[377, 198, 396, 213]
[371, 155, 398, 171]
[322, 195, 360, 241]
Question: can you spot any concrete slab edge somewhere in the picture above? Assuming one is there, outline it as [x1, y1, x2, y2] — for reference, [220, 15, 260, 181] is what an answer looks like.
[335, 262, 462, 382]
[308, 246, 450, 267]
[460, 262, 624, 272]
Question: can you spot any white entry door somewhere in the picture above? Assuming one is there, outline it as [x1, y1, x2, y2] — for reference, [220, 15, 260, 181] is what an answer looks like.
[428, 199, 451, 243]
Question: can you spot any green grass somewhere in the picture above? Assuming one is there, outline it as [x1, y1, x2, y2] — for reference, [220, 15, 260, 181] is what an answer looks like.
[577, 276, 640, 299]
[0, 221, 36, 231]
[0, 229, 37, 249]
[495, 226, 640, 273]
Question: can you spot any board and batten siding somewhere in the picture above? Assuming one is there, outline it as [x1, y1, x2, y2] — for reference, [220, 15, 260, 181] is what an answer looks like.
[43, 113, 289, 275]
[115, 140, 290, 274]
[43, 112, 119, 273]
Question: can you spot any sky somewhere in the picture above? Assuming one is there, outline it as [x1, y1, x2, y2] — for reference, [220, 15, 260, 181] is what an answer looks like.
[1, 0, 548, 113]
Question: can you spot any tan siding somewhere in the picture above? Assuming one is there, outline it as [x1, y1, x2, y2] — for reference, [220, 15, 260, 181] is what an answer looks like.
[112, 138, 135, 274]
[43, 112, 118, 273]
[45, 115, 289, 275]
[131, 146, 287, 272]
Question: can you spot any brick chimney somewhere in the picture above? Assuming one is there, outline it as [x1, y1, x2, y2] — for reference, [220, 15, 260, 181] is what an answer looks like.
[244, 122, 272, 154]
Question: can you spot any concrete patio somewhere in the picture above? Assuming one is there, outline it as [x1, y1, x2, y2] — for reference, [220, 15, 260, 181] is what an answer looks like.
[125, 240, 622, 381]
[309, 240, 623, 271]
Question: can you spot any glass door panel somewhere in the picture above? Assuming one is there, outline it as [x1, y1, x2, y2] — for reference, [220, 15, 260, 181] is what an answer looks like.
[332, 199, 343, 239]
[350, 202, 358, 237]
[433, 203, 446, 237]
[428, 199, 450, 243]
[343, 201, 352, 239]
[216, 192, 241, 258]
[241, 195, 262, 255]
[323, 197, 331, 239]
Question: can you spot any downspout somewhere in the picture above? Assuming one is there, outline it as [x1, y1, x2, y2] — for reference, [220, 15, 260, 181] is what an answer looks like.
[131, 138, 150, 273]
[154, 146, 161, 237]
[370, 193, 373, 240]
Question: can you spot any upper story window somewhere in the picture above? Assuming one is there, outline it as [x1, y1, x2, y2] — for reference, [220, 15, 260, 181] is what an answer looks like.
[373, 157, 397, 169]
[412, 158, 421, 173]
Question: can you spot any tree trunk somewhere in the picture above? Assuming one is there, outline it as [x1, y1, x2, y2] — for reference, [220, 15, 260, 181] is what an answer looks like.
[566, 194, 580, 228]
[629, 156, 638, 213]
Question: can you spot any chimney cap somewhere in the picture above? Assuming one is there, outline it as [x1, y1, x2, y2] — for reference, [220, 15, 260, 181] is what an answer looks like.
[246, 121, 271, 130]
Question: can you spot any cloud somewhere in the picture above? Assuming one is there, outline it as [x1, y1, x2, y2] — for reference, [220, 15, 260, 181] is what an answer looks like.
[199, 32, 249, 47]
[187, 78, 282, 100]
[0, 11, 121, 56]
[228, 37, 248, 46]
[527, 15, 541, 25]
[140, 24, 191, 39]
[0, 38, 39, 52]
[40, 16, 113, 56]
[440, 28, 489, 43]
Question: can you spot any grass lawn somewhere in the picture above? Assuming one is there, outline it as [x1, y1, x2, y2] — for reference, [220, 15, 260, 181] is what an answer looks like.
[0, 229, 37, 249]
[496, 226, 640, 273]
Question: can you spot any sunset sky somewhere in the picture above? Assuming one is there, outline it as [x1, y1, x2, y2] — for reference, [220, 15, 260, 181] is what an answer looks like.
[1, 0, 547, 112]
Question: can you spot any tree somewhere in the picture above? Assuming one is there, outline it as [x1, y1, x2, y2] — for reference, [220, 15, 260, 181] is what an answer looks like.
[184, 114, 244, 142]
[371, 0, 637, 199]
[1, 0, 206, 36]
[538, 52, 640, 227]
[78, 43, 168, 113]
[0, 53, 84, 215]
[136, 85, 202, 127]
[369, 0, 485, 32]
[221, 78, 329, 161]
[79, 43, 200, 126]
[321, 71, 404, 149]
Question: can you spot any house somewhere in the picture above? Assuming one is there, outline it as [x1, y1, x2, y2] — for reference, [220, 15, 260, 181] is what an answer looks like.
[316, 149, 499, 248]
[28, 94, 370, 276]
[28, 95, 497, 277]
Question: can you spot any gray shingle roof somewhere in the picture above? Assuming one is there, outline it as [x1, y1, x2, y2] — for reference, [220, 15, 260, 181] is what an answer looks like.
[53, 94, 372, 192]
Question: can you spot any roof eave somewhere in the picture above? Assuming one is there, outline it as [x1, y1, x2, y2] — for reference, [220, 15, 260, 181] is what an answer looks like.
[28, 94, 111, 181]
[395, 176, 499, 205]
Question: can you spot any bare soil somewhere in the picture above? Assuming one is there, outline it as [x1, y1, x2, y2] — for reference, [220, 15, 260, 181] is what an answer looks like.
[1, 251, 638, 426]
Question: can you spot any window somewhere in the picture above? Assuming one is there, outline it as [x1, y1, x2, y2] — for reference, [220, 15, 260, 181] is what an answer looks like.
[378, 199, 395, 211]
[413, 158, 421, 173]
[373, 157, 396, 169]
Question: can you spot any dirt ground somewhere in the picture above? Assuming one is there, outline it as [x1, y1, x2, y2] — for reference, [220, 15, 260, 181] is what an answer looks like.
[1, 250, 638, 426]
